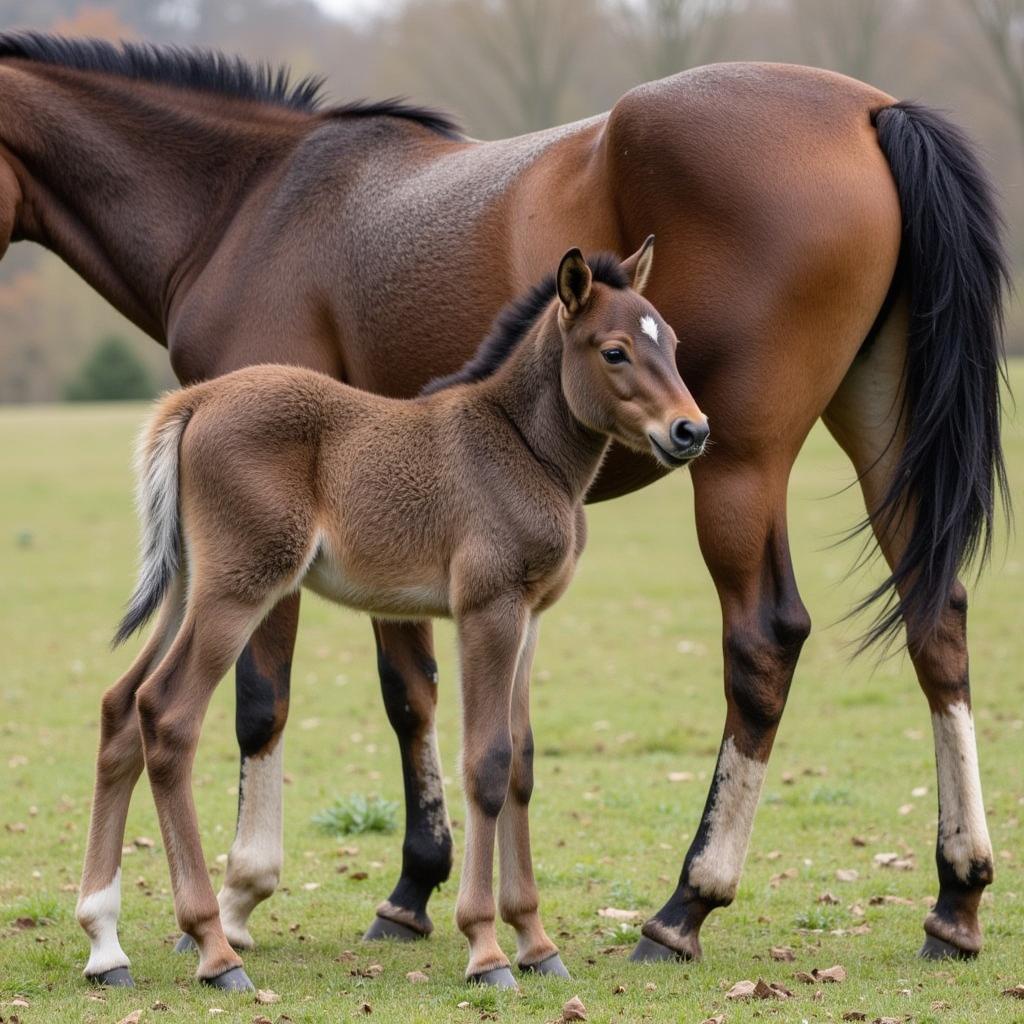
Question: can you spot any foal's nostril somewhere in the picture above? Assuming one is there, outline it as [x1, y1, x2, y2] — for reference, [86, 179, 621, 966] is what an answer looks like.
[669, 418, 709, 451]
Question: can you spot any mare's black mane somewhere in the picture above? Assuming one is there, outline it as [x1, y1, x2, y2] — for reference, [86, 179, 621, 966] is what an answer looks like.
[422, 253, 630, 395]
[0, 31, 460, 136]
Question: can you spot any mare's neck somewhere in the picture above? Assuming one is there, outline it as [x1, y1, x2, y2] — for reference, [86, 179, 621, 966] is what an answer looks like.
[481, 309, 608, 500]
[0, 63, 309, 340]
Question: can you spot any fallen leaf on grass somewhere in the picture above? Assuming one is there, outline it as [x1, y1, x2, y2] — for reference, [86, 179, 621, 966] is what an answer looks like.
[727, 980, 758, 1000]
[360, 1002, 372, 1014]
[769, 868, 798, 887]
[699, 1017, 725, 1024]
[836, 868, 859, 882]
[796, 965, 846, 984]
[872, 1017, 909, 1024]
[256, 989, 280, 1004]
[873, 852, 914, 871]
[457, 1001, 470, 1009]
[666, 771, 694, 783]
[770, 945, 795, 962]
[819, 891, 840, 905]
[841, 1012, 867, 1021]
[726, 978, 791, 1000]
[561, 995, 587, 1020]
[134, 836, 155, 849]
[253, 1017, 273, 1024]
[406, 971, 429, 983]
[931, 1000, 951, 1010]
[612, 984, 626, 994]
[597, 907, 639, 921]
[151, 1002, 169, 1011]
[1003, 984, 1024, 998]
[117, 1013, 143, 1024]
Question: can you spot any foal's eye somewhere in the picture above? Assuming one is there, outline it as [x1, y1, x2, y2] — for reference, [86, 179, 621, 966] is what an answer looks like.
[601, 347, 628, 365]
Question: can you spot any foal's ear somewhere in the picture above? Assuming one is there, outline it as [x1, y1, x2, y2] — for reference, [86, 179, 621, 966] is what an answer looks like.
[557, 247, 593, 317]
[621, 234, 655, 294]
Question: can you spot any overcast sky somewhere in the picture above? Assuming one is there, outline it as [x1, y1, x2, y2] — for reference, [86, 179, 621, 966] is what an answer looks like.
[313, 0, 397, 20]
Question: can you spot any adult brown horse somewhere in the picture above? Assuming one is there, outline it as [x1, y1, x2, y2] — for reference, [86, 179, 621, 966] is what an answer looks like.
[0, 33, 1006, 973]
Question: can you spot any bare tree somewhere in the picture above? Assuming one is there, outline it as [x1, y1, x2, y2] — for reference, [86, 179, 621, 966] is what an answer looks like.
[619, 0, 742, 80]
[960, 0, 1024, 152]
[382, 0, 601, 136]
[792, 0, 891, 82]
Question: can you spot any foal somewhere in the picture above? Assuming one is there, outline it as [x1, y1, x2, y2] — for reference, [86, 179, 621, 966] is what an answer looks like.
[77, 239, 708, 991]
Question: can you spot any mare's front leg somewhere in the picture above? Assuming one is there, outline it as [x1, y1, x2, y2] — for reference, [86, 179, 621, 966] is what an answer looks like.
[365, 619, 454, 941]
[455, 597, 528, 989]
[497, 618, 567, 976]
[633, 457, 810, 962]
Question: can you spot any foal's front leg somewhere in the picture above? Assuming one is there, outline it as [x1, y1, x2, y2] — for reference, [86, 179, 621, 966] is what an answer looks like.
[497, 618, 567, 976]
[455, 598, 528, 989]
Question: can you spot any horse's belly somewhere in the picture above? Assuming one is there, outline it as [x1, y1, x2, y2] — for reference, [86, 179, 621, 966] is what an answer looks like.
[303, 551, 450, 620]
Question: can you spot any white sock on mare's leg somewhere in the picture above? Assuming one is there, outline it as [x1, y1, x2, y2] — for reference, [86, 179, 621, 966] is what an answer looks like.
[932, 701, 992, 882]
[685, 736, 767, 903]
[217, 739, 284, 949]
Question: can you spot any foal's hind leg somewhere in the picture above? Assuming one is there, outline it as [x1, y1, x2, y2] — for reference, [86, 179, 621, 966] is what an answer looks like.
[137, 594, 271, 990]
[365, 619, 453, 941]
[633, 457, 810, 962]
[497, 618, 566, 976]
[77, 583, 184, 986]
[824, 319, 993, 958]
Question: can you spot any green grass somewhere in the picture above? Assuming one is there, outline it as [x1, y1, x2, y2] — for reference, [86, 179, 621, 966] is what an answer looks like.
[0, 368, 1022, 1023]
[312, 795, 399, 837]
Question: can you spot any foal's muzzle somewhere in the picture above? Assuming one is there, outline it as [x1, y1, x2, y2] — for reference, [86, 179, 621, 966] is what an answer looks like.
[649, 417, 709, 467]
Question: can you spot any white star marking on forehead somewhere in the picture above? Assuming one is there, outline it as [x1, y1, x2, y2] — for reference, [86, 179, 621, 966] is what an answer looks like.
[639, 314, 659, 344]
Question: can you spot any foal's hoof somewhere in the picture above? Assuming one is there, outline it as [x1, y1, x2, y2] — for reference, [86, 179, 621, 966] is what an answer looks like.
[520, 952, 570, 978]
[174, 933, 197, 953]
[88, 966, 135, 987]
[363, 914, 426, 942]
[919, 934, 978, 961]
[201, 966, 255, 991]
[469, 966, 519, 990]
[630, 935, 689, 962]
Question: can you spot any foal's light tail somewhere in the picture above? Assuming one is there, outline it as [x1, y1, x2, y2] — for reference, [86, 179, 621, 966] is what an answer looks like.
[862, 102, 1010, 652]
[113, 393, 195, 647]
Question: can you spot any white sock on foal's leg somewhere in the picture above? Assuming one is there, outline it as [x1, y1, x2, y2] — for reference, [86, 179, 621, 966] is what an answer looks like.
[77, 868, 130, 976]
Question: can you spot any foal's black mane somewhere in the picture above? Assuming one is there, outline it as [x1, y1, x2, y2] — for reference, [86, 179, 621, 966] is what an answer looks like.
[422, 253, 630, 395]
[0, 31, 460, 137]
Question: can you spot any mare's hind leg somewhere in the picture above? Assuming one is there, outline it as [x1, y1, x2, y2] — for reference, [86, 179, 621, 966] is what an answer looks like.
[211, 593, 299, 950]
[633, 456, 810, 962]
[824, 316, 993, 958]
[77, 582, 184, 986]
[137, 593, 272, 990]
[497, 618, 566, 976]
[365, 619, 453, 941]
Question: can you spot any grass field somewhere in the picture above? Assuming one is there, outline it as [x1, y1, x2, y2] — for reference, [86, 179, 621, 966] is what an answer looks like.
[1, 368, 1021, 1024]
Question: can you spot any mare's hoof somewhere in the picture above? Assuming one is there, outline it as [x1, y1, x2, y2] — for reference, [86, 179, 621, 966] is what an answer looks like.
[201, 966, 255, 991]
[520, 952, 570, 978]
[363, 915, 426, 942]
[174, 933, 197, 953]
[469, 966, 519, 990]
[630, 935, 687, 962]
[88, 966, 134, 987]
[919, 934, 978, 961]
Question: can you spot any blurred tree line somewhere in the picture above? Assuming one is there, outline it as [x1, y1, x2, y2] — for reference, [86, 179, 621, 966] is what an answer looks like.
[1, 0, 1023, 402]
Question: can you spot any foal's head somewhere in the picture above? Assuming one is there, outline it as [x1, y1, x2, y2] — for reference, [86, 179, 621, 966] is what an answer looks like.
[557, 238, 708, 467]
